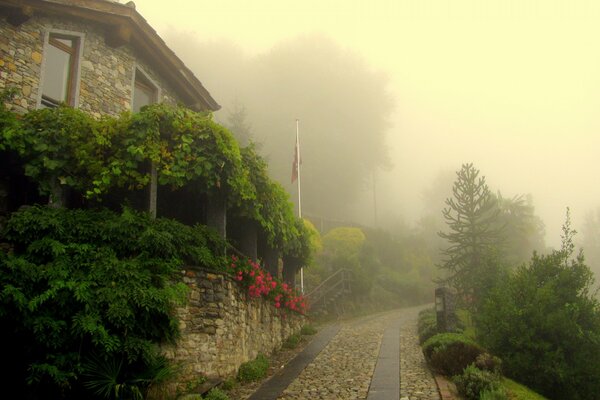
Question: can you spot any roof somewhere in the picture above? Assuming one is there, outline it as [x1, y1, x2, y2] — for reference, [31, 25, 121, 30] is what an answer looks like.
[0, 0, 221, 112]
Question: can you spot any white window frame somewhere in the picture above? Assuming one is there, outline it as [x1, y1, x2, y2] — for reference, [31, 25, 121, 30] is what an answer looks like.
[38, 29, 85, 108]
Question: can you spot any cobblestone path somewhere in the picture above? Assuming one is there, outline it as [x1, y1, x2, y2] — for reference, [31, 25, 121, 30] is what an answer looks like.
[400, 312, 440, 400]
[250, 306, 441, 400]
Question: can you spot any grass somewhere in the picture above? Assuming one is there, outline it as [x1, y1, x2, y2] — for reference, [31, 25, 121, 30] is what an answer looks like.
[237, 354, 269, 383]
[455, 308, 477, 341]
[502, 378, 548, 400]
[282, 333, 303, 349]
[300, 324, 318, 335]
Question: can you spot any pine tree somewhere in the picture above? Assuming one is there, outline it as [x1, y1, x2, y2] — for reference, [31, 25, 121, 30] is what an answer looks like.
[438, 163, 503, 302]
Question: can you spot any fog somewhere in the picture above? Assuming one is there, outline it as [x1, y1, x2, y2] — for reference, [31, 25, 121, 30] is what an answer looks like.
[134, 0, 600, 249]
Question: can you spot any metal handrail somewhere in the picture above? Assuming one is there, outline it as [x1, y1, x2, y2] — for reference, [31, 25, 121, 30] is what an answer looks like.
[306, 268, 352, 309]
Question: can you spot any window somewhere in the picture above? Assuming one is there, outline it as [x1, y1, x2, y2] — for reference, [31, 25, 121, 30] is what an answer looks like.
[41, 33, 80, 108]
[132, 68, 158, 112]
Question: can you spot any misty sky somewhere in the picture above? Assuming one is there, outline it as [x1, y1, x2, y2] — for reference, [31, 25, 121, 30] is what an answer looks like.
[134, 0, 600, 247]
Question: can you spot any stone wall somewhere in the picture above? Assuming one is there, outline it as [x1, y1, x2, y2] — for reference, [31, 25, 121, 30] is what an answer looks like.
[163, 268, 305, 386]
[0, 14, 180, 116]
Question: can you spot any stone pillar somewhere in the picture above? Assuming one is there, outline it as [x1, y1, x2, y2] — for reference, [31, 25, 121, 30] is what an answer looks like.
[435, 287, 457, 332]
[206, 190, 227, 240]
[236, 219, 257, 261]
[262, 244, 279, 278]
[282, 255, 301, 287]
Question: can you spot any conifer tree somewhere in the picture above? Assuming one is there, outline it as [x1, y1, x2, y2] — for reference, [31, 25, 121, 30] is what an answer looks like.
[438, 163, 502, 302]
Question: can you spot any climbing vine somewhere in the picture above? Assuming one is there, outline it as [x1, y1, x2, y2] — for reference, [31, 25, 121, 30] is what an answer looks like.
[0, 95, 310, 261]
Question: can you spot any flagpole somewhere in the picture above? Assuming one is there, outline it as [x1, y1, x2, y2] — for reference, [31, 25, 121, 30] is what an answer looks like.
[296, 119, 304, 294]
[296, 119, 302, 218]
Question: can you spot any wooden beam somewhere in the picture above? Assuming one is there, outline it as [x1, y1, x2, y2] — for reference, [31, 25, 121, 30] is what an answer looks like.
[5, 5, 33, 26]
[105, 23, 131, 48]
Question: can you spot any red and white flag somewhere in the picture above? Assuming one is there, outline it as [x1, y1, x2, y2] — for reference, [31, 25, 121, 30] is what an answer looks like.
[291, 139, 300, 183]
[292, 131, 302, 183]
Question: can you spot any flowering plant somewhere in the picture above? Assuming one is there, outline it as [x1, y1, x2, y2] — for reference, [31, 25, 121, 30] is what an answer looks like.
[227, 255, 307, 314]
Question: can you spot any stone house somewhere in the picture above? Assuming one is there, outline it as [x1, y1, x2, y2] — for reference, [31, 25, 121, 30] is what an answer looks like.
[0, 0, 219, 116]
[0, 0, 300, 285]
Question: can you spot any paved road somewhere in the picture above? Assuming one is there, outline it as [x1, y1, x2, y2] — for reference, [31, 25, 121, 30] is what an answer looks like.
[249, 306, 441, 400]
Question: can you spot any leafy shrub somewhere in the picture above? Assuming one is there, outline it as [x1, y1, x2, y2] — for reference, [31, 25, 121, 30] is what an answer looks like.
[480, 387, 508, 400]
[300, 324, 317, 335]
[418, 308, 438, 344]
[283, 333, 303, 349]
[0, 206, 226, 399]
[453, 364, 502, 400]
[477, 221, 600, 400]
[423, 333, 484, 376]
[474, 353, 502, 374]
[203, 387, 230, 400]
[220, 378, 237, 391]
[237, 354, 269, 383]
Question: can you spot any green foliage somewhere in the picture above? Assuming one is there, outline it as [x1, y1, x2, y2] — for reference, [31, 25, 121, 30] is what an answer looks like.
[220, 378, 237, 391]
[237, 354, 269, 383]
[422, 333, 485, 376]
[474, 353, 502, 375]
[322, 227, 366, 256]
[0, 206, 227, 398]
[203, 387, 230, 400]
[491, 193, 546, 267]
[417, 308, 439, 344]
[501, 378, 549, 400]
[477, 210, 600, 400]
[438, 163, 506, 306]
[82, 353, 175, 400]
[300, 324, 317, 335]
[0, 102, 312, 262]
[480, 387, 508, 400]
[453, 364, 503, 400]
[282, 333, 302, 349]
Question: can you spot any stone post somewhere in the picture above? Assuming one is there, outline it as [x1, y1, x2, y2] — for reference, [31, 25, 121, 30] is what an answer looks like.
[435, 286, 457, 332]
[235, 219, 257, 261]
[206, 190, 227, 240]
[282, 255, 301, 287]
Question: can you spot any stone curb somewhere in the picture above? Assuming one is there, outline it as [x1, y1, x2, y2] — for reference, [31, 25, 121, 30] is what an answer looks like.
[434, 374, 460, 400]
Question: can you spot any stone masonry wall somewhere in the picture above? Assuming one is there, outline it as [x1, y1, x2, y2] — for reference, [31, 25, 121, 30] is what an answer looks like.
[0, 14, 180, 117]
[164, 268, 305, 386]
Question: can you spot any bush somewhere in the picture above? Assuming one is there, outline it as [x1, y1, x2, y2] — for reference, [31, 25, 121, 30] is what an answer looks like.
[237, 354, 269, 383]
[0, 206, 227, 398]
[204, 388, 230, 400]
[417, 308, 438, 344]
[220, 378, 237, 391]
[474, 353, 502, 374]
[283, 333, 303, 349]
[454, 364, 502, 400]
[423, 333, 484, 376]
[480, 387, 508, 400]
[477, 243, 600, 399]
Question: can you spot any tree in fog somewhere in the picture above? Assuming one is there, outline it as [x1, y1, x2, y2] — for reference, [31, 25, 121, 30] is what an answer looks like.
[580, 208, 600, 285]
[438, 163, 503, 303]
[225, 101, 254, 147]
[492, 193, 546, 266]
[164, 32, 394, 220]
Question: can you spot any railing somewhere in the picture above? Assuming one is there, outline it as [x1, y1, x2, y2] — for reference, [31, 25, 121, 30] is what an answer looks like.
[305, 268, 352, 312]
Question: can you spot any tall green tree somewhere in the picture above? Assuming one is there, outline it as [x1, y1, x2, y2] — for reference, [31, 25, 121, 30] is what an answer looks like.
[492, 193, 546, 267]
[438, 163, 503, 303]
[477, 210, 600, 400]
[580, 208, 600, 287]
